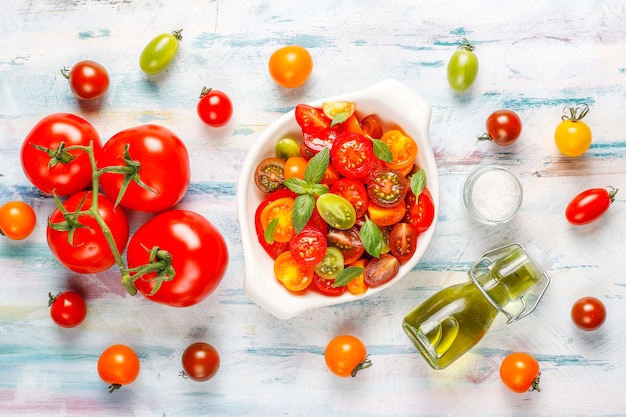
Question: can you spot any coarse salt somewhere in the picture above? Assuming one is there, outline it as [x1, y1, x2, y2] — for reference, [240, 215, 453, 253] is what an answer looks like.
[464, 167, 522, 224]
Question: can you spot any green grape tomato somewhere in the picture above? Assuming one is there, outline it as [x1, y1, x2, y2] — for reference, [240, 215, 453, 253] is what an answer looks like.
[316, 193, 356, 230]
[275, 137, 301, 160]
[447, 39, 478, 92]
[140, 29, 183, 75]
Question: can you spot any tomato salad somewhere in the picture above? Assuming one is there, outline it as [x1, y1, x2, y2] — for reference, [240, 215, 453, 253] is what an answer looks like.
[253, 102, 435, 297]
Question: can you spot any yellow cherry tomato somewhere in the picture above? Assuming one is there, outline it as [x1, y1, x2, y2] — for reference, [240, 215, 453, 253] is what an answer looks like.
[268, 45, 313, 88]
[554, 104, 592, 157]
[0, 201, 36, 240]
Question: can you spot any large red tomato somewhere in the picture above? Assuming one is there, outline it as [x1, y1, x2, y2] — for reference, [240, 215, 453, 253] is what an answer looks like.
[47, 191, 129, 274]
[20, 113, 102, 196]
[98, 124, 190, 212]
[127, 210, 229, 307]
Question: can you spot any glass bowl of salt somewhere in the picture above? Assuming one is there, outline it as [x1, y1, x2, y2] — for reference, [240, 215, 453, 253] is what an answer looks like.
[463, 165, 523, 225]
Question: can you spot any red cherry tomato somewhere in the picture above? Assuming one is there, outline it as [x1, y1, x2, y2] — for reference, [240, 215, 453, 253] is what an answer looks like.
[500, 352, 541, 393]
[363, 253, 399, 287]
[388, 223, 417, 263]
[46, 191, 129, 274]
[295, 104, 331, 135]
[181, 342, 220, 382]
[330, 178, 369, 218]
[98, 124, 190, 213]
[326, 227, 364, 265]
[289, 226, 327, 266]
[20, 113, 102, 196]
[479, 109, 522, 146]
[571, 296, 606, 331]
[312, 273, 346, 296]
[63, 60, 109, 100]
[254, 189, 297, 259]
[197, 88, 233, 127]
[48, 291, 87, 328]
[330, 131, 375, 178]
[565, 187, 617, 225]
[127, 210, 229, 307]
[404, 187, 435, 234]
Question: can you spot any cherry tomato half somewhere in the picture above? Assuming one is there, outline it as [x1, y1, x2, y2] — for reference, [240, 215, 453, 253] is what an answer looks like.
[571, 296, 606, 331]
[0, 201, 36, 240]
[273, 250, 314, 292]
[326, 226, 364, 265]
[404, 187, 435, 234]
[479, 109, 522, 146]
[565, 186, 617, 225]
[260, 197, 295, 243]
[330, 178, 369, 218]
[181, 342, 220, 382]
[140, 29, 182, 75]
[330, 131, 375, 178]
[98, 344, 140, 392]
[254, 157, 286, 193]
[363, 253, 399, 287]
[268, 45, 313, 88]
[312, 273, 346, 296]
[499, 352, 541, 393]
[554, 104, 592, 157]
[447, 39, 478, 92]
[289, 225, 327, 266]
[324, 335, 371, 377]
[367, 167, 409, 207]
[379, 130, 418, 173]
[63, 60, 109, 100]
[389, 223, 417, 263]
[197, 88, 233, 127]
[48, 291, 87, 328]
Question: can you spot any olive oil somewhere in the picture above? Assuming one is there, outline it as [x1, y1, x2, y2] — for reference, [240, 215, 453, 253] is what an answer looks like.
[402, 243, 549, 370]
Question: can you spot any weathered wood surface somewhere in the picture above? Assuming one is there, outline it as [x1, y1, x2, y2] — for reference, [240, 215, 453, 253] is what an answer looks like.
[1, 1, 625, 416]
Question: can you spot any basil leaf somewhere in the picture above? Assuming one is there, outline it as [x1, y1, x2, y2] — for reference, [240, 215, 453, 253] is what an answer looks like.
[264, 218, 279, 244]
[304, 147, 330, 184]
[309, 183, 330, 196]
[372, 139, 393, 163]
[284, 178, 309, 195]
[330, 111, 350, 127]
[333, 266, 364, 287]
[410, 169, 426, 197]
[360, 216, 383, 258]
[292, 194, 315, 234]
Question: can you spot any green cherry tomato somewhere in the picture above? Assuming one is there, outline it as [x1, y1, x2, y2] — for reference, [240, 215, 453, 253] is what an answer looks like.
[316, 193, 356, 230]
[275, 137, 301, 160]
[140, 29, 183, 75]
[447, 38, 478, 92]
[314, 246, 345, 279]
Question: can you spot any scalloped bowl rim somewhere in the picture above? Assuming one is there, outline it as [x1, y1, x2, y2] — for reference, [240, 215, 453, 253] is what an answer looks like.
[236, 79, 439, 319]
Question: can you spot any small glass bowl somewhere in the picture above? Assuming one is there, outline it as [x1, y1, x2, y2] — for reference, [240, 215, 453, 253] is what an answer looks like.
[463, 166, 523, 225]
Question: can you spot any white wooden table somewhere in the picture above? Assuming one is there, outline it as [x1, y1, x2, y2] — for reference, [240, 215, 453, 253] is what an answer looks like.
[1, 1, 625, 416]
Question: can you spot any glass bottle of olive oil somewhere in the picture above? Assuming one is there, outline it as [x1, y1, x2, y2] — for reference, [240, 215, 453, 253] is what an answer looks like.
[402, 243, 550, 370]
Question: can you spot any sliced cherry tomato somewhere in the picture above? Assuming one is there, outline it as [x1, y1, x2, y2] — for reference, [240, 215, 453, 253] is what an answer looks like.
[289, 226, 327, 266]
[46, 191, 129, 274]
[273, 251, 314, 292]
[63, 60, 109, 101]
[98, 124, 190, 213]
[322, 101, 355, 120]
[197, 88, 233, 127]
[571, 296, 606, 331]
[330, 178, 369, 218]
[20, 113, 102, 196]
[268, 45, 313, 88]
[379, 130, 418, 172]
[324, 335, 371, 377]
[254, 189, 296, 259]
[284, 156, 308, 180]
[565, 187, 617, 225]
[0, 201, 36, 240]
[554, 104, 592, 157]
[260, 197, 295, 243]
[320, 163, 340, 186]
[254, 157, 286, 193]
[295, 104, 330, 135]
[389, 223, 417, 263]
[181, 342, 220, 382]
[368, 167, 409, 207]
[301, 129, 339, 155]
[367, 200, 406, 227]
[330, 131, 375, 178]
[360, 114, 383, 139]
[48, 291, 87, 328]
[326, 227, 364, 265]
[316, 193, 356, 230]
[364, 253, 400, 287]
[312, 273, 346, 296]
[98, 344, 140, 392]
[500, 352, 541, 393]
[346, 259, 369, 295]
[314, 246, 344, 279]
[404, 187, 435, 233]
[341, 114, 365, 135]
[478, 109, 522, 146]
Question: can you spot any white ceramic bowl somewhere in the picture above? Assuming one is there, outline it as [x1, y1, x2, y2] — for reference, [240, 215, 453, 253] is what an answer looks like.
[237, 79, 439, 319]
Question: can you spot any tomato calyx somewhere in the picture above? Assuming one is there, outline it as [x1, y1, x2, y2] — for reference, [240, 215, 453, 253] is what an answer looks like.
[31, 141, 77, 167]
[351, 354, 372, 377]
[125, 245, 176, 296]
[530, 373, 541, 392]
[47, 291, 61, 307]
[171, 28, 183, 41]
[605, 186, 618, 203]
[458, 38, 475, 52]
[199, 86, 212, 99]
[561, 103, 589, 122]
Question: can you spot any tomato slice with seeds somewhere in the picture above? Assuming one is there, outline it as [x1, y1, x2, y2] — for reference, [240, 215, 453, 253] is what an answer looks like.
[254, 157, 286, 193]
[289, 226, 327, 266]
[330, 131, 375, 178]
[368, 167, 409, 207]
[389, 223, 417, 263]
[274, 251, 314, 292]
[364, 253, 400, 287]
[302, 129, 338, 154]
[260, 197, 295, 243]
[312, 273, 346, 296]
[296, 104, 331, 134]
[360, 114, 383, 139]
[404, 187, 435, 234]
[254, 189, 296, 259]
[326, 226, 364, 265]
[367, 200, 406, 227]
[330, 177, 369, 218]
[380, 130, 418, 173]
[346, 259, 369, 295]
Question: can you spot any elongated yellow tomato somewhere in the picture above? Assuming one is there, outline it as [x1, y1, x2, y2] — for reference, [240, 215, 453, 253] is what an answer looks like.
[140, 29, 183, 75]
[554, 104, 592, 157]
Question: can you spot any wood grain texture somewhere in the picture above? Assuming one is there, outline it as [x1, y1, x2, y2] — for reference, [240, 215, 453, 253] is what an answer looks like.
[1, 0, 626, 416]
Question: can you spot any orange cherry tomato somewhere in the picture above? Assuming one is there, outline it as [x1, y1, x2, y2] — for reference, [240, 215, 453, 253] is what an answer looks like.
[342, 114, 365, 135]
[380, 130, 418, 172]
[324, 335, 371, 377]
[360, 114, 383, 139]
[268, 45, 313, 88]
[284, 156, 308, 180]
[273, 251, 314, 291]
[97, 344, 140, 392]
[260, 197, 295, 243]
[346, 259, 369, 295]
[320, 163, 340, 186]
[367, 200, 406, 227]
[0, 201, 37, 240]
[500, 352, 541, 393]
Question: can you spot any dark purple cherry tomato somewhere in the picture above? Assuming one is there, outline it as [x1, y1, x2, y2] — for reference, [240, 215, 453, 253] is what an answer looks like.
[478, 109, 522, 146]
[363, 253, 399, 287]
